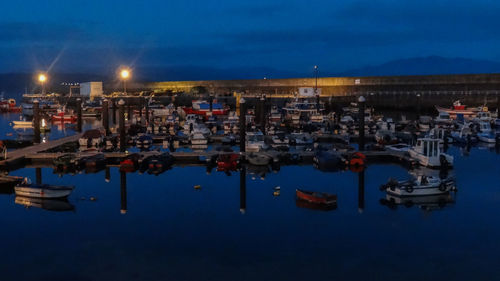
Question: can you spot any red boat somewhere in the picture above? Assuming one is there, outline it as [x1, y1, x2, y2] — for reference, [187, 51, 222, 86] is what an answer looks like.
[296, 189, 337, 205]
[52, 109, 77, 122]
[0, 99, 21, 112]
[183, 100, 229, 116]
[216, 153, 239, 171]
[435, 100, 478, 119]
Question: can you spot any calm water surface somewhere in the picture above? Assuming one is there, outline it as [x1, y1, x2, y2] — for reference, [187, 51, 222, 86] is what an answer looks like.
[0, 114, 499, 281]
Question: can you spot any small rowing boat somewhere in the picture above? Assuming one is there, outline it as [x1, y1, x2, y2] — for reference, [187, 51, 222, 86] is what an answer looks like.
[296, 189, 337, 205]
[15, 180, 74, 199]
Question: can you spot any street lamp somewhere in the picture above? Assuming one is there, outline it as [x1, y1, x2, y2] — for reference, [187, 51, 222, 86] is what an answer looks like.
[120, 69, 131, 95]
[38, 73, 47, 95]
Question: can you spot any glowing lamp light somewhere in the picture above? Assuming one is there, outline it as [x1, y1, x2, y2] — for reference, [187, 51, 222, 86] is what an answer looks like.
[38, 74, 47, 83]
[120, 69, 130, 79]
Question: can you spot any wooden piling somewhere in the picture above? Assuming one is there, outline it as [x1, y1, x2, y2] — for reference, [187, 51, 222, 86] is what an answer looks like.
[118, 99, 126, 152]
[76, 98, 82, 133]
[358, 96, 365, 151]
[239, 98, 246, 156]
[33, 100, 41, 144]
[358, 169, 365, 213]
[102, 99, 110, 135]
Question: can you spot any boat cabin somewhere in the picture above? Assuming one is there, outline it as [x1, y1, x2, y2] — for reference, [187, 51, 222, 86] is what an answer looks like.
[414, 138, 441, 158]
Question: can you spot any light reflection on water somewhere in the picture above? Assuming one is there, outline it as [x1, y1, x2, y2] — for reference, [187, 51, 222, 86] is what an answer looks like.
[0, 115, 499, 280]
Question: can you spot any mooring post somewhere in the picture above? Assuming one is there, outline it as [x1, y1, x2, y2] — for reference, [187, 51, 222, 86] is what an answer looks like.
[33, 100, 41, 144]
[240, 164, 246, 214]
[120, 171, 127, 215]
[112, 99, 117, 125]
[358, 169, 365, 213]
[102, 99, 110, 135]
[239, 98, 246, 158]
[144, 97, 149, 125]
[118, 99, 126, 152]
[358, 96, 365, 151]
[416, 93, 421, 117]
[105, 166, 110, 182]
[76, 98, 82, 133]
[209, 93, 214, 113]
[35, 168, 42, 185]
[127, 99, 132, 123]
[260, 94, 266, 134]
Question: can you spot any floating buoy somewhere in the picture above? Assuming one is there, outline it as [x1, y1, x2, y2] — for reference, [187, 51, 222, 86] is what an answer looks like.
[274, 186, 281, 191]
[194, 185, 201, 190]
[90, 197, 97, 201]
[273, 191, 280, 196]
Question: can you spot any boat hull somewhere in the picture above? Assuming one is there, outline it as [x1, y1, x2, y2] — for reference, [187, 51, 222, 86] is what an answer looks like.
[15, 185, 74, 199]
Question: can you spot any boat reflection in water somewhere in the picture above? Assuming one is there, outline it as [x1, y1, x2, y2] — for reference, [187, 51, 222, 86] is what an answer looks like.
[379, 193, 455, 211]
[15, 196, 75, 212]
[295, 198, 337, 211]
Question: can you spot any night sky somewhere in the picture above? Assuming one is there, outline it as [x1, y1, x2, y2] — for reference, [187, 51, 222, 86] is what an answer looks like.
[0, 0, 499, 77]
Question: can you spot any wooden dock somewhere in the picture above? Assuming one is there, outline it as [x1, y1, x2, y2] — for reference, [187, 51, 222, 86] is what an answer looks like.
[0, 133, 83, 168]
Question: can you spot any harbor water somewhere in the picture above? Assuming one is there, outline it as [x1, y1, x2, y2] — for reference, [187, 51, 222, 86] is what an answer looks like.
[1, 114, 500, 281]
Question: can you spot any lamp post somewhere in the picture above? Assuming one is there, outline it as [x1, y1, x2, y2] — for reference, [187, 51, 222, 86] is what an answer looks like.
[38, 73, 47, 95]
[120, 69, 130, 95]
[314, 65, 319, 110]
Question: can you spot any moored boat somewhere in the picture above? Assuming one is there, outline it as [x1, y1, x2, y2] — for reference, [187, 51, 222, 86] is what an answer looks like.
[380, 175, 455, 196]
[296, 189, 337, 205]
[15, 180, 74, 199]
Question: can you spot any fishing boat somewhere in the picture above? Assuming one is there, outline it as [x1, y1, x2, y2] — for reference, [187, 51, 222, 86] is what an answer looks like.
[380, 175, 455, 196]
[296, 189, 337, 205]
[15, 179, 74, 199]
[408, 138, 454, 168]
[477, 122, 496, 143]
[435, 100, 478, 119]
[183, 100, 229, 116]
[51, 108, 77, 122]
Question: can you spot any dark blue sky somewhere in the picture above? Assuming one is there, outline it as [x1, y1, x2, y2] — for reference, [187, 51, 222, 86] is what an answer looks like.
[0, 0, 499, 77]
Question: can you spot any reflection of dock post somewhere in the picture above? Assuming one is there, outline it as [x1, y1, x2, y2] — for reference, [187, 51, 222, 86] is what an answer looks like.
[102, 99, 110, 135]
[358, 96, 365, 151]
[35, 168, 42, 185]
[240, 165, 246, 214]
[76, 98, 82, 133]
[118, 99, 126, 152]
[358, 169, 365, 213]
[120, 171, 127, 214]
[105, 166, 110, 182]
[239, 98, 246, 160]
[33, 100, 41, 144]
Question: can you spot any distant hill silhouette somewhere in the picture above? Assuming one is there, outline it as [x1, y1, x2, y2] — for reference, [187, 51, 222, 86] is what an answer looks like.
[338, 56, 500, 77]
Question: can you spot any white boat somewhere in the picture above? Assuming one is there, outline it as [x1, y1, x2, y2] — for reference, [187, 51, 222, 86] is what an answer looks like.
[15, 180, 74, 199]
[78, 129, 104, 147]
[435, 112, 452, 124]
[191, 133, 208, 145]
[474, 111, 493, 122]
[409, 138, 454, 168]
[427, 128, 452, 145]
[418, 116, 432, 132]
[246, 131, 268, 152]
[380, 175, 455, 196]
[477, 122, 496, 143]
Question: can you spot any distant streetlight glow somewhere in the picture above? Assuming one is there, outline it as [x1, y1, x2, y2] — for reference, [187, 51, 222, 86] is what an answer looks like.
[120, 69, 130, 79]
[38, 73, 47, 95]
[119, 68, 131, 94]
